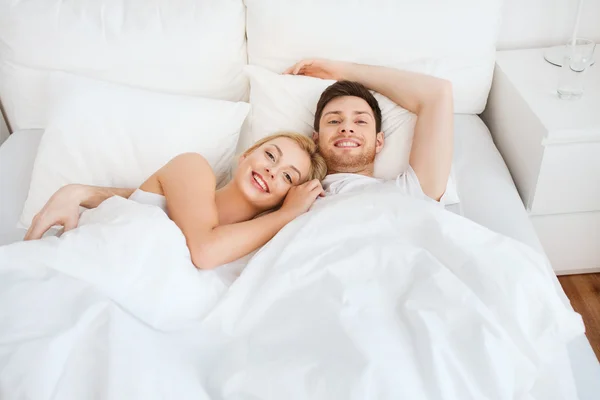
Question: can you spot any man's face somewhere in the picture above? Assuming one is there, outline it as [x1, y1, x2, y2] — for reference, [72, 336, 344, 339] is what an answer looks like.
[313, 96, 384, 175]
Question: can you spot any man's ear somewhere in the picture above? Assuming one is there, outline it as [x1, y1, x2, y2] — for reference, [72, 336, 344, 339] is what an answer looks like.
[375, 131, 385, 154]
[312, 131, 319, 143]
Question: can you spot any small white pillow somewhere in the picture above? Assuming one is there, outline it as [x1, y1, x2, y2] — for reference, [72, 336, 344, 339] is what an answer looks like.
[243, 65, 459, 204]
[19, 73, 250, 228]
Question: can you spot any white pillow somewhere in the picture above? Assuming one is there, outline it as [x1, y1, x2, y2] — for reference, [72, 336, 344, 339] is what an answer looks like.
[245, 0, 502, 114]
[0, 0, 248, 130]
[244, 65, 460, 204]
[19, 73, 250, 228]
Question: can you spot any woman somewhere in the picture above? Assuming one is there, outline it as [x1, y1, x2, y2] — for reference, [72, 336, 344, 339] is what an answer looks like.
[24, 132, 328, 269]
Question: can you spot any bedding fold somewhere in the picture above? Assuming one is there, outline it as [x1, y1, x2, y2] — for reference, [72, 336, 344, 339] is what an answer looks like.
[0, 188, 584, 399]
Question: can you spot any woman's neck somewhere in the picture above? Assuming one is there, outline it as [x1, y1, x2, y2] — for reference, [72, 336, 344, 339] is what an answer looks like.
[215, 181, 261, 225]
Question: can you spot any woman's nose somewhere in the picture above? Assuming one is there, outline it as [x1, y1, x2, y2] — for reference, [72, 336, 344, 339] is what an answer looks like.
[265, 167, 275, 179]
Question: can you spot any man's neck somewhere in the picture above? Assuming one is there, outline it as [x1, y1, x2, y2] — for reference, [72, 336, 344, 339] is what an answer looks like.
[327, 166, 374, 177]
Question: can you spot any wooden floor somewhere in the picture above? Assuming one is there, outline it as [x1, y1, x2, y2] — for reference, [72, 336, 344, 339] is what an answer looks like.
[558, 273, 600, 361]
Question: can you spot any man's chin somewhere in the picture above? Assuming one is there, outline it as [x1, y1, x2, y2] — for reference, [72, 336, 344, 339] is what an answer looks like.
[327, 158, 370, 173]
[322, 147, 375, 171]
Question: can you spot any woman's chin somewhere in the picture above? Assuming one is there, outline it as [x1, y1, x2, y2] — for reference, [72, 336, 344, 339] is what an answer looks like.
[235, 174, 283, 210]
[239, 185, 268, 207]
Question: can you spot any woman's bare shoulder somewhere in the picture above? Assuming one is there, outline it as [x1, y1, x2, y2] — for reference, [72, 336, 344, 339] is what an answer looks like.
[140, 153, 215, 195]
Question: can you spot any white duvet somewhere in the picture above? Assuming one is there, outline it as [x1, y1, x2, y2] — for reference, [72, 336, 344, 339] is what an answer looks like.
[0, 185, 585, 400]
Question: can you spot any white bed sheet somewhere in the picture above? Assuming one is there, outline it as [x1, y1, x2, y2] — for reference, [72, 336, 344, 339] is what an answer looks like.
[0, 118, 599, 398]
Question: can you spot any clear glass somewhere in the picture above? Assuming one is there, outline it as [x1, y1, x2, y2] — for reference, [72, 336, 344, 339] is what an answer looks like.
[557, 38, 596, 100]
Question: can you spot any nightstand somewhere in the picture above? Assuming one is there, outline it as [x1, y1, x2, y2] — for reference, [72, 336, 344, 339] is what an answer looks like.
[482, 47, 600, 275]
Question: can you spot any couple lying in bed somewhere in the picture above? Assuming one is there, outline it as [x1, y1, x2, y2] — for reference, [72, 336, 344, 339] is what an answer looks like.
[25, 58, 454, 269]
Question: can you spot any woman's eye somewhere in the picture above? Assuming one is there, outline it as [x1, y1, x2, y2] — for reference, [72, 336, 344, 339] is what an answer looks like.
[284, 173, 292, 184]
[266, 151, 275, 161]
[357, 120, 367, 125]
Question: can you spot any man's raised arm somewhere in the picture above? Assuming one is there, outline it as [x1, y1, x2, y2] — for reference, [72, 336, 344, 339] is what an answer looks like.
[345, 64, 453, 201]
[286, 59, 454, 201]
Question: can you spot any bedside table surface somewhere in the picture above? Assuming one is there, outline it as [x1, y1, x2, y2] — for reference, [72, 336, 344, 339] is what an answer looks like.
[496, 48, 600, 144]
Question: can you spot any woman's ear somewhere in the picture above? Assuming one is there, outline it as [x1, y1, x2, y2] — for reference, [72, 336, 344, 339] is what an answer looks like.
[375, 131, 385, 154]
[238, 152, 247, 164]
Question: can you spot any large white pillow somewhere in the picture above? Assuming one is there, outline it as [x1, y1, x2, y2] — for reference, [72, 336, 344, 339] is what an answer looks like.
[244, 65, 460, 204]
[0, 0, 248, 130]
[245, 0, 502, 114]
[19, 73, 250, 228]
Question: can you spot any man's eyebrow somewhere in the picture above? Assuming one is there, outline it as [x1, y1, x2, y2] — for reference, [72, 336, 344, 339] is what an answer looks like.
[354, 111, 374, 118]
[323, 110, 373, 118]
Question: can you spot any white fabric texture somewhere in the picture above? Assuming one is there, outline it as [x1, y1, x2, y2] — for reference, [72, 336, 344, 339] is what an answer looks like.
[129, 189, 167, 212]
[0, 0, 248, 130]
[245, 0, 502, 114]
[0, 187, 584, 399]
[243, 65, 460, 204]
[18, 73, 250, 228]
[323, 167, 453, 207]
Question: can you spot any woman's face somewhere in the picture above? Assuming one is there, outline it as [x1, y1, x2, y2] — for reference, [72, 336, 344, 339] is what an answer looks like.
[235, 137, 312, 210]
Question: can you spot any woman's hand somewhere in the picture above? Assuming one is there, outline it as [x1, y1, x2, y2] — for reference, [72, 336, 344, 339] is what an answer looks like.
[283, 59, 353, 81]
[280, 179, 325, 218]
[24, 184, 84, 241]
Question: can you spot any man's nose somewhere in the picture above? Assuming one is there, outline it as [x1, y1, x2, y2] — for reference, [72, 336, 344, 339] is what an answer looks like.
[339, 124, 354, 134]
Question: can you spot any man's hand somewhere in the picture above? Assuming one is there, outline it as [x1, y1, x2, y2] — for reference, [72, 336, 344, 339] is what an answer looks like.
[24, 184, 84, 241]
[283, 59, 352, 81]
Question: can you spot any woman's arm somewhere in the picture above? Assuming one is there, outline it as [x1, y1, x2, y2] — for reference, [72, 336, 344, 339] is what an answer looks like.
[24, 184, 134, 240]
[79, 186, 135, 208]
[158, 153, 322, 270]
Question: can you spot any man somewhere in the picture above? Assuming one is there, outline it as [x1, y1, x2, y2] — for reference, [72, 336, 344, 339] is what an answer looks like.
[24, 59, 453, 240]
[285, 59, 453, 204]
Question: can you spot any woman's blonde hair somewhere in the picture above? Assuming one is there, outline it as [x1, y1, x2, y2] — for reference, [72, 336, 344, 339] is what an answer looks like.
[243, 132, 327, 182]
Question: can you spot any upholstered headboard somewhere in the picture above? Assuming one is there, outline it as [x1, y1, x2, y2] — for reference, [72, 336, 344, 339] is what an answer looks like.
[0, 0, 505, 133]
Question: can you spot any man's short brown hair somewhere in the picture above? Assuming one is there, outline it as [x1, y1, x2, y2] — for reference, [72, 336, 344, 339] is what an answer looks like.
[313, 80, 382, 133]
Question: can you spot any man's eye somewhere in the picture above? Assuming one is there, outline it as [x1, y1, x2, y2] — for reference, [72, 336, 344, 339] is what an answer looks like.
[284, 173, 292, 184]
[266, 151, 275, 161]
[329, 120, 340, 124]
[357, 120, 367, 124]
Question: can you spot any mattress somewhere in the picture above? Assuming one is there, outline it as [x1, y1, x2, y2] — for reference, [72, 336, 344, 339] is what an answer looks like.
[0, 128, 40, 245]
[1, 117, 599, 398]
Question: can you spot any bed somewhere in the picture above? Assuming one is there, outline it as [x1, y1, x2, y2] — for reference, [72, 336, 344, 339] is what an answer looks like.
[1, 116, 599, 399]
[2, 1, 599, 397]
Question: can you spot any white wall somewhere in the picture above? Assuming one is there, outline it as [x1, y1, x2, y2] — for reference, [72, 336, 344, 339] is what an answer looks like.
[497, 0, 600, 50]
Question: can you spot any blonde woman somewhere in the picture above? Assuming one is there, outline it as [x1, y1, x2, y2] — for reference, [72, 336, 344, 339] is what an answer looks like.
[25, 132, 327, 270]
